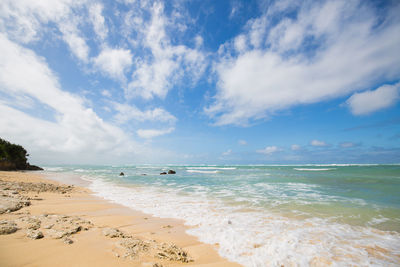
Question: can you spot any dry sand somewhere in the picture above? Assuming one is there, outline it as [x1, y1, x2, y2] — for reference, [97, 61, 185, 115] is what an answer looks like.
[0, 171, 240, 267]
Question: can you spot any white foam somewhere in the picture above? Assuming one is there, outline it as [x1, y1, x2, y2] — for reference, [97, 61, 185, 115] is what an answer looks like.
[294, 168, 336, 171]
[43, 167, 64, 171]
[88, 178, 400, 267]
[186, 170, 219, 174]
[186, 167, 237, 170]
[368, 216, 390, 226]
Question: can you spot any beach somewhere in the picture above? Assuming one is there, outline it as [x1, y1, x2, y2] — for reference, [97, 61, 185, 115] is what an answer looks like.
[42, 165, 400, 266]
[1, 165, 400, 267]
[0, 171, 239, 267]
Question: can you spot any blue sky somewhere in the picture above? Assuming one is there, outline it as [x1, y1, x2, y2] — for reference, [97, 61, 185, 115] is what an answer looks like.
[0, 0, 400, 165]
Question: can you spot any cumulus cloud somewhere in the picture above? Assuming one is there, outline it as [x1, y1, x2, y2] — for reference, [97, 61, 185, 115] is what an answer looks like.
[93, 47, 133, 81]
[346, 83, 400, 115]
[0, 33, 147, 164]
[126, 2, 207, 99]
[310, 140, 328, 147]
[206, 0, 400, 126]
[257, 146, 282, 155]
[137, 127, 174, 139]
[0, 0, 91, 62]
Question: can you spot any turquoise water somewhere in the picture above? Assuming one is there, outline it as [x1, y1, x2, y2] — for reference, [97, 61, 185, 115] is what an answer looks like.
[45, 164, 400, 266]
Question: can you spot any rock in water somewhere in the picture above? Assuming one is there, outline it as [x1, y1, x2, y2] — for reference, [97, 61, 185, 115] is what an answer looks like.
[119, 172, 125, 176]
[167, 170, 176, 174]
[160, 172, 167, 175]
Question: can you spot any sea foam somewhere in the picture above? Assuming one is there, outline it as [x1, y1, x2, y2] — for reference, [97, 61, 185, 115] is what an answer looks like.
[87, 178, 400, 267]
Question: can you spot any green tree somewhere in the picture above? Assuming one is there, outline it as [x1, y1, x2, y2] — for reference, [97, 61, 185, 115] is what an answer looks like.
[0, 138, 29, 169]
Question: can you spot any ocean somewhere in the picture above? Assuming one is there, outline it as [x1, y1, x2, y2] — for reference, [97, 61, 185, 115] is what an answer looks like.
[44, 164, 400, 266]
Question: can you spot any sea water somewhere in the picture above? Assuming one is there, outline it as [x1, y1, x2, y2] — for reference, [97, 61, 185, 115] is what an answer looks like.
[44, 164, 400, 266]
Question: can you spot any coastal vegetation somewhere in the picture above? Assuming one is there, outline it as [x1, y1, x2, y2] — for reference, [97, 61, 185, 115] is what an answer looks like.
[0, 138, 42, 171]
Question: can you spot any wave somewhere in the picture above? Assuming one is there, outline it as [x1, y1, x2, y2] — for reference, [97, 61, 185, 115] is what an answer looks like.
[294, 168, 336, 171]
[88, 179, 400, 267]
[186, 167, 236, 170]
[74, 169, 88, 172]
[43, 167, 64, 171]
[186, 170, 219, 174]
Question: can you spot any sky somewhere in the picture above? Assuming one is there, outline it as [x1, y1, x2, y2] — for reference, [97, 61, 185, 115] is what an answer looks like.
[0, 0, 400, 165]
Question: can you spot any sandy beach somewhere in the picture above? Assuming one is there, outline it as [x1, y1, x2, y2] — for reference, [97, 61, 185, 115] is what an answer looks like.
[0, 171, 240, 267]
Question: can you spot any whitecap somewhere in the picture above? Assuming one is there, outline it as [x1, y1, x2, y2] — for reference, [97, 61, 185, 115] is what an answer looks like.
[186, 170, 219, 174]
[186, 167, 236, 170]
[294, 168, 336, 171]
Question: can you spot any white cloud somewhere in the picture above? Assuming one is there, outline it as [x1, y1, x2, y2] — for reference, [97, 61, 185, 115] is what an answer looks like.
[238, 140, 247, 145]
[206, 0, 400, 126]
[346, 83, 400, 115]
[222, 149, 232, 156]
[137, 127, 174, 139]
[0, 33, 147, 163]
[89, 3, 108, 40]
[291, 144, 301, 151]
[126, 2, 206, 99]
[113, 103, 177, 124]
[0, 0, 91, 62]
[195, 35, 203, 48]
[0, 0, 80, 43]
[310, 140, 328, 147]
[59, 21, 90, 62]
[257, 146, 282, 155]
[93, 47, 132, 81]
[234, 34, 247, 53]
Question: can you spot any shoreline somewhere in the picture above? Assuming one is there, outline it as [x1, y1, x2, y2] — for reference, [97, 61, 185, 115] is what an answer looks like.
[0, 171, 240, 266]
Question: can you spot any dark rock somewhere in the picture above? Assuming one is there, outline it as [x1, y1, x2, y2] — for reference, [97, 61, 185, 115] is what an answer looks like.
[160, 172, 167, 175]
[63, 238, 73, 244]
[26, 229, 44, 239]
[119, 172, 125, 176]
[0, 138, 43, 171]
[26, 164, 44, 171]
[167, 170, 176, 174]
[0, 160, 16, 171]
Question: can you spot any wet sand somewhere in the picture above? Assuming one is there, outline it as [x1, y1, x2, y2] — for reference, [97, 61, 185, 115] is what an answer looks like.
[0, 171, 240, 267]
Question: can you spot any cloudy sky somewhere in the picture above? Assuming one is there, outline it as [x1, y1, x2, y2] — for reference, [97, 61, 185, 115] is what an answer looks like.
[1, 0, 400, 165]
